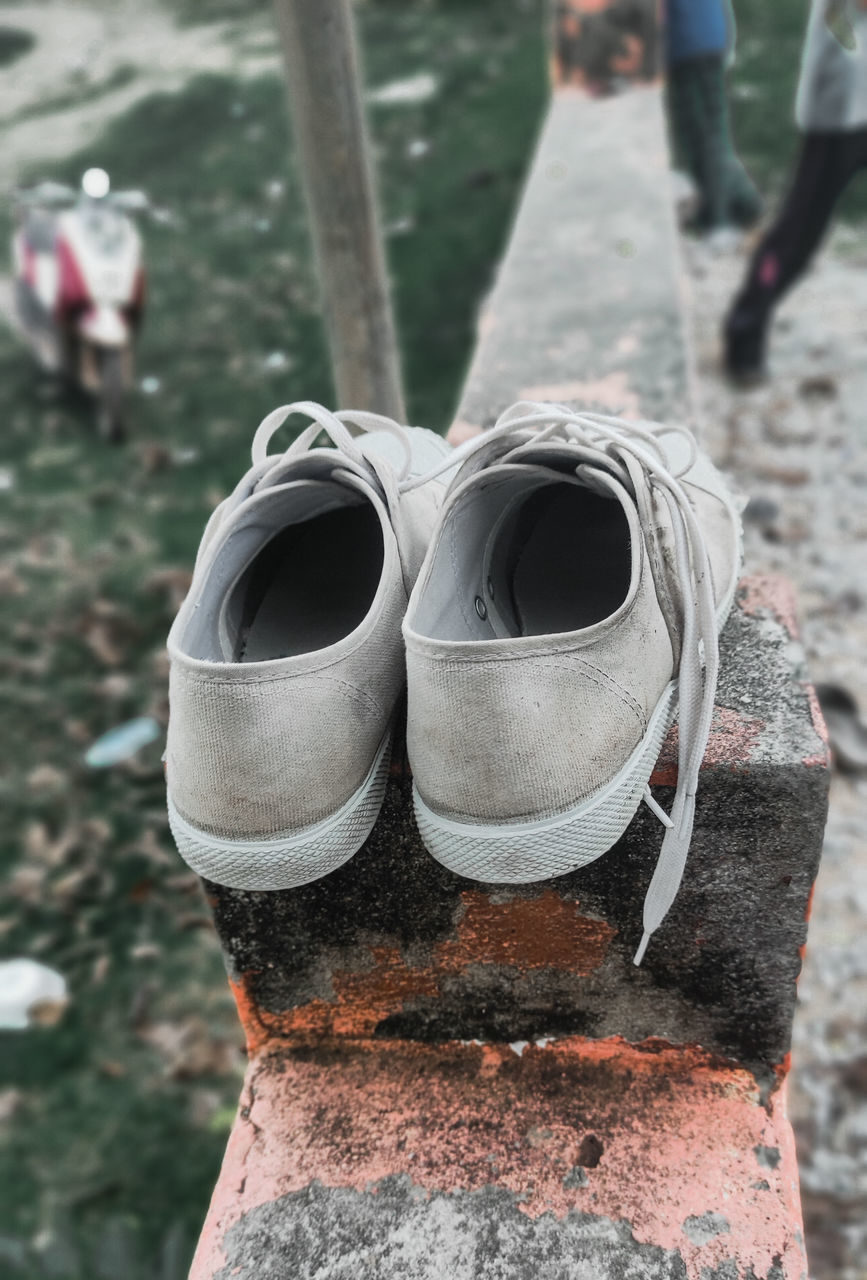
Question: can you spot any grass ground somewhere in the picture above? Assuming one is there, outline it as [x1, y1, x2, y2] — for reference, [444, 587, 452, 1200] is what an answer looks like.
[0, 2, 864, 1277]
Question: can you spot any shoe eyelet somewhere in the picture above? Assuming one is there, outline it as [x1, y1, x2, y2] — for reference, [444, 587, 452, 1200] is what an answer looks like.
[474, 595, 488, 620]
[486, 577, 495, 599]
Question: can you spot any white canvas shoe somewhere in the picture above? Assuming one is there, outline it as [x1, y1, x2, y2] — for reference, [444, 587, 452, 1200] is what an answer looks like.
[403, 401, 743, 963]
[166, 401, 452, 891]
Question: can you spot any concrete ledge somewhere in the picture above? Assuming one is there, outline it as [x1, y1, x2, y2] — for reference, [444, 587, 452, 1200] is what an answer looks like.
[454, 86, 691, 434]
[193, 1039, 805, 1280]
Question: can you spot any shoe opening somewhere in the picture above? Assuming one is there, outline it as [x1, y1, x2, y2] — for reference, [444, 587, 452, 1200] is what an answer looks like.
[414, 470, 633, 642]
[184, 484, 385, 662]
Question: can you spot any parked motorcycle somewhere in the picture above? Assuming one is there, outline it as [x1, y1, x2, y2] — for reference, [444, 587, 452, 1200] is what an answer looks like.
[11, 168, 147, 442]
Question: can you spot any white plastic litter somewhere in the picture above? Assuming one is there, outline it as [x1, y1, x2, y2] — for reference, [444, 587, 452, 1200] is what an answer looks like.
[85, 716, 161, 768]
[368, 73, 439, 106]
[172, 447, 199, 466]
[0, 959, 67, 1030]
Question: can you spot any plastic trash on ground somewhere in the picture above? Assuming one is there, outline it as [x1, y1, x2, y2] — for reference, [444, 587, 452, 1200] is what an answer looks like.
[0, 959, 68, 1030]
[85, 716, 161, 768]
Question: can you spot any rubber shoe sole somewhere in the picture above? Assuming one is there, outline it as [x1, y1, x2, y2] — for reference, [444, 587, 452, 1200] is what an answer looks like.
[167, 729, 392, 890]
[413, 681, 678, 884]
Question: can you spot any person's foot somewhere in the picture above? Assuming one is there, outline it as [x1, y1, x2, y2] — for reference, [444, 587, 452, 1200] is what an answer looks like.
[723, 308, 769, 384]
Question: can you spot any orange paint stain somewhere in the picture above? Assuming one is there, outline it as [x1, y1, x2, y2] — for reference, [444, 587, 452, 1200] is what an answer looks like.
[803, 880, 817, 926]
[441, 889, 616, 975]
[737, 574, 800, 638]
[651, 706, 764, 787]
[229, 890, 615, 1055]
[803, 682, 831, 768]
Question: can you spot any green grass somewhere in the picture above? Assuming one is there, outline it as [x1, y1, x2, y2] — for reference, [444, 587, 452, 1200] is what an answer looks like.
[0, 3, 547, 1276]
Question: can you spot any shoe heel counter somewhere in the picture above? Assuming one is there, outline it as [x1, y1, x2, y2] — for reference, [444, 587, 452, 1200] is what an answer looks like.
[406, 648, 653, 825]
[166, 662, 392, 840]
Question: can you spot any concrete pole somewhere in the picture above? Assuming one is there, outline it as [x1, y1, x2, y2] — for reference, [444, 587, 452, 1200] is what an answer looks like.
[272, 0, 406, 421]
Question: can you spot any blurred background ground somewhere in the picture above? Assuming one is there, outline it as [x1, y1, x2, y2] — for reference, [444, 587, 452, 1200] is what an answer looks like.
[690, 230, 867, 1280]
[0, 1, 864, 1277]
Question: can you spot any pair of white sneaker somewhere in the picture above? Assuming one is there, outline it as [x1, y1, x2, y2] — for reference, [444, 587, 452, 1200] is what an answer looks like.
[166, 400, 741, 963]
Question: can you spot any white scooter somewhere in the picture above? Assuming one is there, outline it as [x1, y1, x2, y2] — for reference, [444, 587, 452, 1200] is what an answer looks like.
[11, 168, 147, 442]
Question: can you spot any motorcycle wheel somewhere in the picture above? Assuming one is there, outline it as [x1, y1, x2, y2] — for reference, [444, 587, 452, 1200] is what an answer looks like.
[97, 349, 127, 444]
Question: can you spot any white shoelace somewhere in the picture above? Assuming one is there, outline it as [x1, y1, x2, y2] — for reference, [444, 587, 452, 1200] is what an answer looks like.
[197, 401, 419, 589]
[406, 401, 720, 965]
[255, 401, 432, 595]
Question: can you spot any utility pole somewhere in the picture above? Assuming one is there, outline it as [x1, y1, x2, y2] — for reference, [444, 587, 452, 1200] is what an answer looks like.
[272, 0, 406, 421]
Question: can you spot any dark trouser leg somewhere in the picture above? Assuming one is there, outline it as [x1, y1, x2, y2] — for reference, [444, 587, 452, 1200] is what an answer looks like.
[667, 56, 727, 227]
[726, 129, 867, 372]
[667, 55, 760, 229]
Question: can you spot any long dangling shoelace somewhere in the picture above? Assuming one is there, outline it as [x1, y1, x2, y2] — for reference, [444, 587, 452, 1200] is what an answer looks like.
[404, 401, 721, 965]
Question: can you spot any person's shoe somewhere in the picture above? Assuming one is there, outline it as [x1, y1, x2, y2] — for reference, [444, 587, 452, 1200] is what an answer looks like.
[402, 402, 743, 963]
[725, 159, 764, 230]
[166, 401, 453, 890]
[724, 306, 769, 384]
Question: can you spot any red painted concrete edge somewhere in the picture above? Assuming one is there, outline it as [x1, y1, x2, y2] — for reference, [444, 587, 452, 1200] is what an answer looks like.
[191, 1035, 807, 1280]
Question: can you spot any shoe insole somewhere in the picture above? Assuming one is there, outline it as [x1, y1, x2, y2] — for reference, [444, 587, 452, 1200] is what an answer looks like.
[229, 504, 383, 662]
[507, 484, 631, 636]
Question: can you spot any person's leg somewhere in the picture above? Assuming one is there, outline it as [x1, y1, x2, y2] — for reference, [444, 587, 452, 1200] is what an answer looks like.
[666, 60, 706, 197]
[673, 54, 762, 231]
[674, 53, 731, 229]
[724, 154, 764, 229]
[724, 131, 867, 376]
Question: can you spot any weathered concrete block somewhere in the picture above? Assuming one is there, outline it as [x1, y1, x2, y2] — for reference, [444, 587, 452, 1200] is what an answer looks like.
[193, 569, 826, 1280]
[193, 1040, 807, 1279]
[206, 576, 827, 1088]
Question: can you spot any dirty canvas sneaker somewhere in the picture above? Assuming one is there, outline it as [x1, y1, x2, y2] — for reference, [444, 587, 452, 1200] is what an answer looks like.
[402, 401, 742, 963]
[166, 401, 452, 890]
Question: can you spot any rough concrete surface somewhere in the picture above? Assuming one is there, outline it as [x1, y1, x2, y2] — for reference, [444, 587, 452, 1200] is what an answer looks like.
[196, 565, 823, 1280]
[685, 223, 867, 1280]
[193, 1039, 804, 1280]
[455, 87, 691, 433]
